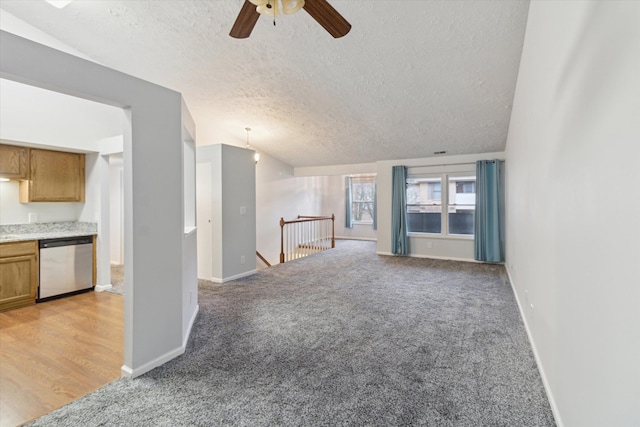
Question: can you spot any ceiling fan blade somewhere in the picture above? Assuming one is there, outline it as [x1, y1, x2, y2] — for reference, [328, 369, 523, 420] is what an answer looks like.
[303, 0, 351, 38]
[230, 0, 260, 39]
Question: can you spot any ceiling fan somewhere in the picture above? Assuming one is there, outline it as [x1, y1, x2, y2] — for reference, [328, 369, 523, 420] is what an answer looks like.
[230, 0, 351, 39]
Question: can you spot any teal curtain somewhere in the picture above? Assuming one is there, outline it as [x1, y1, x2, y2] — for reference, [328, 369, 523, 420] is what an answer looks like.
[391, 166, 408, 255]
[474, 160, 504, 262]
[372, 178, 377, 230]
[345, 176, 353, 229]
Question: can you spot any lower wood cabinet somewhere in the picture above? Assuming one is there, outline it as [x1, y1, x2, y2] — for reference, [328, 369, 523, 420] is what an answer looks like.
[0, 241, 38, 312]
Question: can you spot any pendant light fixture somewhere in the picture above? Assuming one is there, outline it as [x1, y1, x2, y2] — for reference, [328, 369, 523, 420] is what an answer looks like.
[245, 127, 260, 164]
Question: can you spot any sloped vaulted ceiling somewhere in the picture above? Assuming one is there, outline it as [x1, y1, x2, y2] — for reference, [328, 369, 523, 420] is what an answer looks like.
[0, 0, 529, 167]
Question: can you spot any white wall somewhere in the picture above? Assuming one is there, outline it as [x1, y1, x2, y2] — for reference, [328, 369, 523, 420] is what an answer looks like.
[109, 155, 124, 265]
[376, 152, 504, 261]
[0, 180, 83, 224]
[0, 31, 197, 377]
[0, 72, 122, 234]
[0, 78, 123, 151]
[504, 2, 640, 426]
[256, 151, 323, 266]
[293, 163, 379, 244]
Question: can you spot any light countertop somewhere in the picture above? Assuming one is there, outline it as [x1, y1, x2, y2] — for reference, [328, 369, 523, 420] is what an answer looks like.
[0, 222, 97, 244]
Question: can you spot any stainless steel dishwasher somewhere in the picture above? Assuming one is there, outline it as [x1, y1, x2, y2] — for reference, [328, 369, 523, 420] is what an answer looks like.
[39, 236, 94, 301]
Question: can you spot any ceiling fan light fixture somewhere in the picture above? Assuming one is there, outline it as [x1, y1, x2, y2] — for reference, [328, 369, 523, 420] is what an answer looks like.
[45, 0, 72, 8]
[230, 0, 350, 39]
[282, 0, 305, 15]
[251, 0, 280, 17]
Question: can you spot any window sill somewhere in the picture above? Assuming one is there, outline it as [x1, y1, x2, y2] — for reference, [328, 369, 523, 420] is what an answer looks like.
[352, 222, 374, 226]
[408, 232, 473, 241]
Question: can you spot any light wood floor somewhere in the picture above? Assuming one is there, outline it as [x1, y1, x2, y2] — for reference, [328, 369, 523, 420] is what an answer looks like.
[0, 291, 124, 427]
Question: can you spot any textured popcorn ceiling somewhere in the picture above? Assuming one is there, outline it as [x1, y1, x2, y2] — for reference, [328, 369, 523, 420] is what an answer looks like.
[0, 1, 529, 167]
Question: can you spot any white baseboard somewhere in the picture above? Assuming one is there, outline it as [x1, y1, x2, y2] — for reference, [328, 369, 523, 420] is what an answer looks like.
[120, 307, 200, 379]
[183, 304, 199, 349]
[376, 251, 479, 263]
[335, 236, 377, 242]
[121, 345, 185, 378]
[505, 266, 563, 427]
[210, 269, 257, 284]
[94, 284, 113, 292]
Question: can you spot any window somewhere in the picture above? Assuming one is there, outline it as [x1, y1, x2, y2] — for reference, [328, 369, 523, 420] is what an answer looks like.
[407, 174, 476, 236]
[447, 176, 476, 235]
[350, 175, 376, 224]
[406, 176, 442, 233]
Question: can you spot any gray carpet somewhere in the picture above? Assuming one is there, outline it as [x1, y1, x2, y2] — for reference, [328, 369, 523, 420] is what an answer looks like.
[29, 240, 555, 426]
[107, 264, 124, 295]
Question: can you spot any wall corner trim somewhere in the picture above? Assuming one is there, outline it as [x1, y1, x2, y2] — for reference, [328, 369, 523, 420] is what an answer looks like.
[121, 345, 185, 379]
[183, 305, 199, 349]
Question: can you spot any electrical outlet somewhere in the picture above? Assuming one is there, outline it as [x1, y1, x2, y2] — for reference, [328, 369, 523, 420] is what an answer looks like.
[240, 255, 245, 265]
[240, 206, 247, 215]
[427, 241, 433, 249]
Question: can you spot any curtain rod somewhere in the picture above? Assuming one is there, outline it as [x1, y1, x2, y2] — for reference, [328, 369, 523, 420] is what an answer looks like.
[407, 159, 502, 168]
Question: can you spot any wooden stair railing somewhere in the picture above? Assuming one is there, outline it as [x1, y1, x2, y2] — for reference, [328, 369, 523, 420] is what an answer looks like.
[280, 214, 335, 263]
[256, 251, 271, 267]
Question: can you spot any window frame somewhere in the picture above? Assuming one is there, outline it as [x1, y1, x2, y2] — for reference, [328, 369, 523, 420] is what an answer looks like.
[406, 171, 476, 240]
[349, 174, 376, 225]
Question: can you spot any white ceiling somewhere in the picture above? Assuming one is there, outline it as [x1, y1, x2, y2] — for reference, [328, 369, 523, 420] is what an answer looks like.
[0, 0, 530, 168]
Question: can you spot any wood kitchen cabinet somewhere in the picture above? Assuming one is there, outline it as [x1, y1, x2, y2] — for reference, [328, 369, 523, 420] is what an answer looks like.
[0, 144, 29, 180]
[19, 148, 85, 202]
[0, 240, 38, 312]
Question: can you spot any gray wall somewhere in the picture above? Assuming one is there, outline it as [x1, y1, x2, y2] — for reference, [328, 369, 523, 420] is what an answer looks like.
[198, 144, 256, 282]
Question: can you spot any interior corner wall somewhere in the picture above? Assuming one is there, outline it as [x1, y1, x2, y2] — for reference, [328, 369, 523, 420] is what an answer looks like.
[318, 175, 377, 241]
[0, 31, 194, 377]
[197, 144, 256, 281]
[504, 2, 640, 426]
[375, 152, 504, 261]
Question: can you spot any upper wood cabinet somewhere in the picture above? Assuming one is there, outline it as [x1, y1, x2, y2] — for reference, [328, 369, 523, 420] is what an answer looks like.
[19, 148, 85, 203]
[0, 144, 29, 180]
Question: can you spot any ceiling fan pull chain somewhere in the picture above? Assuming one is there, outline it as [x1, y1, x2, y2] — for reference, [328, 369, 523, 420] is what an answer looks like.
[266, 0, 276, 26]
